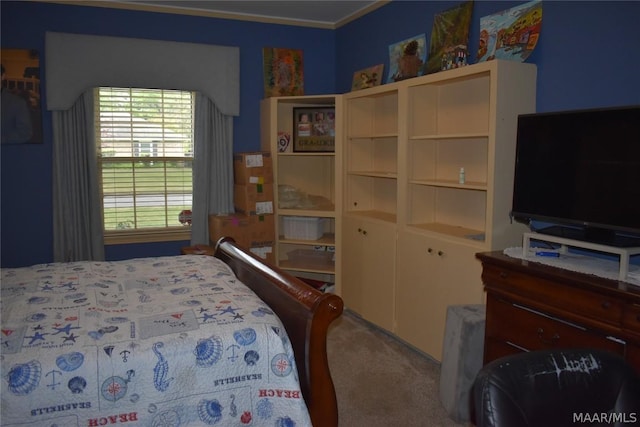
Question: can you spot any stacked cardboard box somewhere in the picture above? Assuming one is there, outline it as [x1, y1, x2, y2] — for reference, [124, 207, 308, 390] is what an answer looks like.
[209, 152, 276, 264]
[208, 214, 275, 264]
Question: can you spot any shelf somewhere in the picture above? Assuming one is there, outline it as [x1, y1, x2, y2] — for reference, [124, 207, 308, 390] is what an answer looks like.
[279, 261, 335, 274]
[348, 133, 398, 139]
[346, 210, 397, 224]
[409, 132, 489, 140]
[277, 209, 336, 218]
[409, 179, 487, 191]
[349, 171, 397, 179]
[278, 152, 335, 157]
[279, 233, 335, 246]
[408, 222, 486, 243]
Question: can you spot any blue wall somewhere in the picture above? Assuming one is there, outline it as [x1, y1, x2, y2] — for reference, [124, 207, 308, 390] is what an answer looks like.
[2, 1, 639, 267]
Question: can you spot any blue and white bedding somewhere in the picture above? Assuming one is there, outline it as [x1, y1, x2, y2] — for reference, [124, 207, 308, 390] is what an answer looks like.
[1, 255, 311, 426]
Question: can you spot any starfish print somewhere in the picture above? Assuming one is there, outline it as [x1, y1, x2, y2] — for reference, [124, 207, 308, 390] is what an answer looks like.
[233, 313, 244, 320]
[25, 331, 48, 345]
[219, 305, 240, 316]
[41, 284, 54, 291]
[63, 333, 78, 343]
[52, 324, 81, 335]
[201, 313, 216, 323]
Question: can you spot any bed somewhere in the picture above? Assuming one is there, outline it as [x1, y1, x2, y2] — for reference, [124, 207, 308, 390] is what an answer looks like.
[0, 237, 343, 426]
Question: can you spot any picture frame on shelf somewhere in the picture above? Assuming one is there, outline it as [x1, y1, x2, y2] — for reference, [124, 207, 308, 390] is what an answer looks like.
[293, 107, 335, 152]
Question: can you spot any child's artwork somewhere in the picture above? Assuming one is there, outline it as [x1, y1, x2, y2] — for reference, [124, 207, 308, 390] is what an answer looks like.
[387, 34, 427, 83]
[351, 64, 384, 91]
[425, 1, 474, 74]
[262, 47, 304, 97]
[477, 0, 542, 62]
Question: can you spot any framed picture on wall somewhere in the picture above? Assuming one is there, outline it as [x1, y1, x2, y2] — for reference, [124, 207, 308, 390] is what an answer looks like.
[1, 48, 42, 144]
[293, 107, 335, 152]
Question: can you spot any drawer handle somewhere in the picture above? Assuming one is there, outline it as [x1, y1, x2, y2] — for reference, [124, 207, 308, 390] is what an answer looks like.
[537, 327, 560, 346]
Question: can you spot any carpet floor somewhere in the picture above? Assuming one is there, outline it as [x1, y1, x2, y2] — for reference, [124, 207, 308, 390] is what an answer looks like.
[327, 310, 470, 427]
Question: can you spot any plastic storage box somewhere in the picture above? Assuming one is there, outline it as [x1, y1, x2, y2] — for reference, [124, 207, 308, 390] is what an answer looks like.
[282, 216, 325, 240]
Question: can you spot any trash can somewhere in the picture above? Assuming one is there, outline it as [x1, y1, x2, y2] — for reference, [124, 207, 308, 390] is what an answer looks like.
[439, 304, 486, 423]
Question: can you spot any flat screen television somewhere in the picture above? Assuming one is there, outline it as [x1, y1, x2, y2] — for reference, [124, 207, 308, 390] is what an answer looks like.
[511, 105, 640, 247]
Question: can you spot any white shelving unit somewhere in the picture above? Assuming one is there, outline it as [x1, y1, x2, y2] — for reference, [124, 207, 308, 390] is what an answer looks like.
[260, 95, 342, 293]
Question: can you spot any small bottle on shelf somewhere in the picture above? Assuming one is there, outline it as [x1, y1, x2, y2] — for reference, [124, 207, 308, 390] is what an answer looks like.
[459, 167, 465, 184]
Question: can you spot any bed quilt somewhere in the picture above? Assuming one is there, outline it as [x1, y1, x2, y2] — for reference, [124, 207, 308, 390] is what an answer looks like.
[0, 255, 311, 426]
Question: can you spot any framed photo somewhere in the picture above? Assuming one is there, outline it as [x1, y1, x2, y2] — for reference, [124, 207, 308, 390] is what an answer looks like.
[293, 107, 335, 152]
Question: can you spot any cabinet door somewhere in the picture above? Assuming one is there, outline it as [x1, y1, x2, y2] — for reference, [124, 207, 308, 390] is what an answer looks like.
[396, 230, 484, 360]
[342, 216, 396, 331]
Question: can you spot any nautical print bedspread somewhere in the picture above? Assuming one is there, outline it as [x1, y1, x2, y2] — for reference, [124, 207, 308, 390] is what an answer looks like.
[0, 255, 312, 427]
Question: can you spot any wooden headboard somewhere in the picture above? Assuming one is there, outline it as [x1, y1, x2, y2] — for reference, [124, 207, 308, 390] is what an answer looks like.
[214, 237, 343, 426]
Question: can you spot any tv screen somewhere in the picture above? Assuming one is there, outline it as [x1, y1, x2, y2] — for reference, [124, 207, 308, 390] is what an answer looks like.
[511, 105, 640, 247]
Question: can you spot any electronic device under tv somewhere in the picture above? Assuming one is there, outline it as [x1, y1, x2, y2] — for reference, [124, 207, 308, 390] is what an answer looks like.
[511, 105, 640, 248]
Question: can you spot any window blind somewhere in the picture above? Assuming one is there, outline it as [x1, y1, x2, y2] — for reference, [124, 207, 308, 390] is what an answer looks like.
[96, 87, 194, 235]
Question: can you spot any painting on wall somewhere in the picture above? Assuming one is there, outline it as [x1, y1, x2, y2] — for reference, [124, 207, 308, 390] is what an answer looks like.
[263, 47, 304, 97]
[424, 0, 474, 74]
[477, 0, 542, 63]
[351, 64, 384, 91]
[387, 34, 427, 83]
[1, 48, 42, 144]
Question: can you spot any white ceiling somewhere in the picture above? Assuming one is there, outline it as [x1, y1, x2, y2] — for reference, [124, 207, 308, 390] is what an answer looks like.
[108, 0, 387, 28]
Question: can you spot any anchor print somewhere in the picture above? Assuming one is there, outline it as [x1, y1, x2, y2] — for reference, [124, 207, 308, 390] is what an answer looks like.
[46, 370, 62, 390]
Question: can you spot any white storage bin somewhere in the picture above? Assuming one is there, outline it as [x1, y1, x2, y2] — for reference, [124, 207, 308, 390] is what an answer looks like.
[283, 216, 325, 240]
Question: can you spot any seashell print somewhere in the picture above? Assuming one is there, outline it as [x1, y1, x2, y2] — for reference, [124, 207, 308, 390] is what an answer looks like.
[276, 416, 296, 427]
[169, 287, 190, 295]
[256, 398, 274, 420]
[68, 376, 86, 394]
[27, 296, 50, 305]
[233, 328, 257, 346]
[197, 399, 223, 425]
[194, 336, 223, 367]
[56, 352, 84, 371]
[244, 350, 260, 366]
[26, 313, 46, 322]
[7, 360, 41, 395]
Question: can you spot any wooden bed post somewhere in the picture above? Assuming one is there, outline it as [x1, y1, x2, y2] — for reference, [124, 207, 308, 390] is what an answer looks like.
[214, 237, 344, 427]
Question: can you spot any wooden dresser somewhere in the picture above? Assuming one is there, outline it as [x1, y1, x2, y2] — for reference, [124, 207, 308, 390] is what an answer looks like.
[476, 251, 640, 373]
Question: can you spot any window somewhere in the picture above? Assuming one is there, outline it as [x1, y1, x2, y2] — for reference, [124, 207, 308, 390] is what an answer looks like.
[95, 87, 194, 244]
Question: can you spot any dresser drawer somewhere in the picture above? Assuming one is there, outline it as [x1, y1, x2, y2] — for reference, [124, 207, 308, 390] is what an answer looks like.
[623, 304, 640, 336]
[486, 296, 625, 355]
[482, 264, 623, 327]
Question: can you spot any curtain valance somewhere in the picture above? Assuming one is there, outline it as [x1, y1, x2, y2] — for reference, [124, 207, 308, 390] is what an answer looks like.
[45, 32, 239, 116]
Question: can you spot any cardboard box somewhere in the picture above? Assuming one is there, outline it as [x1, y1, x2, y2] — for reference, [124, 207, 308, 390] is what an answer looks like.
[208, 213, 275, 249]
[233, 152, 273, 185]
[234, 184, 275, 215]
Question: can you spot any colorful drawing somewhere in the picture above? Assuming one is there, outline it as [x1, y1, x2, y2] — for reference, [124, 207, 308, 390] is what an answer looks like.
[425, 1, 474, 74]
[387, 34, 427, 83]
[477, 0, 542, 62]
[351, 64, 384, 91]
[1, 48, 42, 144]
[263, 47, 304, 97]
